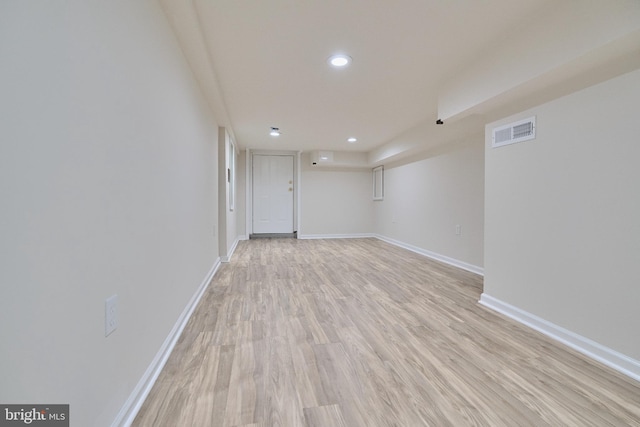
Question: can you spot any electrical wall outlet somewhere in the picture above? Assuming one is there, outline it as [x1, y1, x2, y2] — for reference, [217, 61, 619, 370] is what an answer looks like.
[105, 295, 118, 337]
[455, 224, 461, 235]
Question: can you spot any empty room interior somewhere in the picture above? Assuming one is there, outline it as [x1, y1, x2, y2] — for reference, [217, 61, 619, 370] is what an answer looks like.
[2, 1, 640, 426]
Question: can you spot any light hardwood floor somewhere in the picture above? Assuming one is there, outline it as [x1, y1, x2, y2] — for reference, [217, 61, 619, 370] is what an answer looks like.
[133, 238, 640, 426]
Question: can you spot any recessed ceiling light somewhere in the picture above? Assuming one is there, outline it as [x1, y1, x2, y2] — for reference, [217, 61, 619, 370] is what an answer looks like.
[270, 127, 280, 136]
[347, 137, 357, 143]
[320, 156, 329, 160]
[328, 54, 352, 68]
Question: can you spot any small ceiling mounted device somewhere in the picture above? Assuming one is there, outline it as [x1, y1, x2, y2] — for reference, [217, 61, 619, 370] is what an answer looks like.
[328, 54, 352, 68]
[269, 127, 280, 136]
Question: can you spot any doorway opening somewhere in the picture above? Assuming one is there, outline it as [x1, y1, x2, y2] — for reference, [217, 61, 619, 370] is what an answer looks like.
[248, 152, 299, 238]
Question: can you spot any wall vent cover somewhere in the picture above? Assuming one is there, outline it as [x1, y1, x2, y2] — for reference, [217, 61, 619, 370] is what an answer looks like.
[492, 116, 536, 148]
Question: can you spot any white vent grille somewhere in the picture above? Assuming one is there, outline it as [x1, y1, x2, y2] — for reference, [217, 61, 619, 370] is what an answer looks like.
[492, 116, 536, 148]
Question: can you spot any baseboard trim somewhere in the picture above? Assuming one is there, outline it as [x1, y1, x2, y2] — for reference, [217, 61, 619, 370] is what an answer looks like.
[221, 237, 241, 263]
[229, 238, 239, 259]
[112, 257, 222, 427]
[297, 233, 375, 240]
[296, 233, 483, 276]
[374, 234, 484, 276]
[479, 293, 640, 383]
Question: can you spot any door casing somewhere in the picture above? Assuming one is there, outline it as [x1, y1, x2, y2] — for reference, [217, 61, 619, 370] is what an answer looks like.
[246, 150, 300, 236]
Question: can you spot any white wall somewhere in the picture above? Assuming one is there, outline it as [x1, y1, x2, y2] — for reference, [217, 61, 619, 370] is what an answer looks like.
[300, 156, 374, 236]
[374, 139, 485, 270]
[438, 0, 640, 121]
[484, 69, 640, 362]
[299, 141, 484, 271]
[0, 2, 218, 425]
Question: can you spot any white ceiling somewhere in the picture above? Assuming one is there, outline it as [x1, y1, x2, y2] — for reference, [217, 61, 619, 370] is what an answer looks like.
[160, 0, 640, 159]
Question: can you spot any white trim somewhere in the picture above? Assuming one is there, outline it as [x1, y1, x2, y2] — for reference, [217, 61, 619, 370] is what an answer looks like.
[479, 293, 640, 383]
[221, 237, 242, 263]
[228, 135, 236, 212]
[296, 151, 302, 233]
[372, 165, 384, 201]
[248, 150, 300, 235]
[297, 233, 484, 275]
[245, 149, 252, 237]
[374, 234, 484, 276]
[112, 258, 222, 427]
[298, 233, 375, 240]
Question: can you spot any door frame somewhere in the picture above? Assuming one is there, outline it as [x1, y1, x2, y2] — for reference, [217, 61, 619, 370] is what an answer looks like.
[246, 149, 301, 236]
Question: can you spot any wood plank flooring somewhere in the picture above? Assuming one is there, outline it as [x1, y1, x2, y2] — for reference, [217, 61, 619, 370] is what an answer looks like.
[133, 238, 640, 426]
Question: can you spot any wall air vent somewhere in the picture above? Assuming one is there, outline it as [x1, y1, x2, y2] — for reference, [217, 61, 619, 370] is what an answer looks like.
[492, 116, 536, 148]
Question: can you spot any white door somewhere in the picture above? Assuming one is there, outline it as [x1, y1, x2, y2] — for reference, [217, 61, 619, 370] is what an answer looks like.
[252, 154, 294, 234]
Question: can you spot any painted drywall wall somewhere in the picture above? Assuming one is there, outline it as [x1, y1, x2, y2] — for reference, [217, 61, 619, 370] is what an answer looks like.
[0, 2, 218, 425]
[484, 69, 640, 361]
[438, 0, 640, 121]
[374, 139, 485, 270]
[300, 155, 374, 236]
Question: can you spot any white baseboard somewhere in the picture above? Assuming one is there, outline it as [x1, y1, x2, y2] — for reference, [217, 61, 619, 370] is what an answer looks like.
[296, 233, 483, 276]
[112, 257, 222, 427]
[229, 237, 240, 261]
[298, 233, 375, 240]
[374, 234, 484, 276]
[221, 236, 242, 263]
[479, 293, 640, 383]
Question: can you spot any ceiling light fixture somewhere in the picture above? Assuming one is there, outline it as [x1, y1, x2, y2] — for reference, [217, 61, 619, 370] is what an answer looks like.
[328, 54, 352, 68]
[347, 137, 357, 143]
[270, 127, 280, 136]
